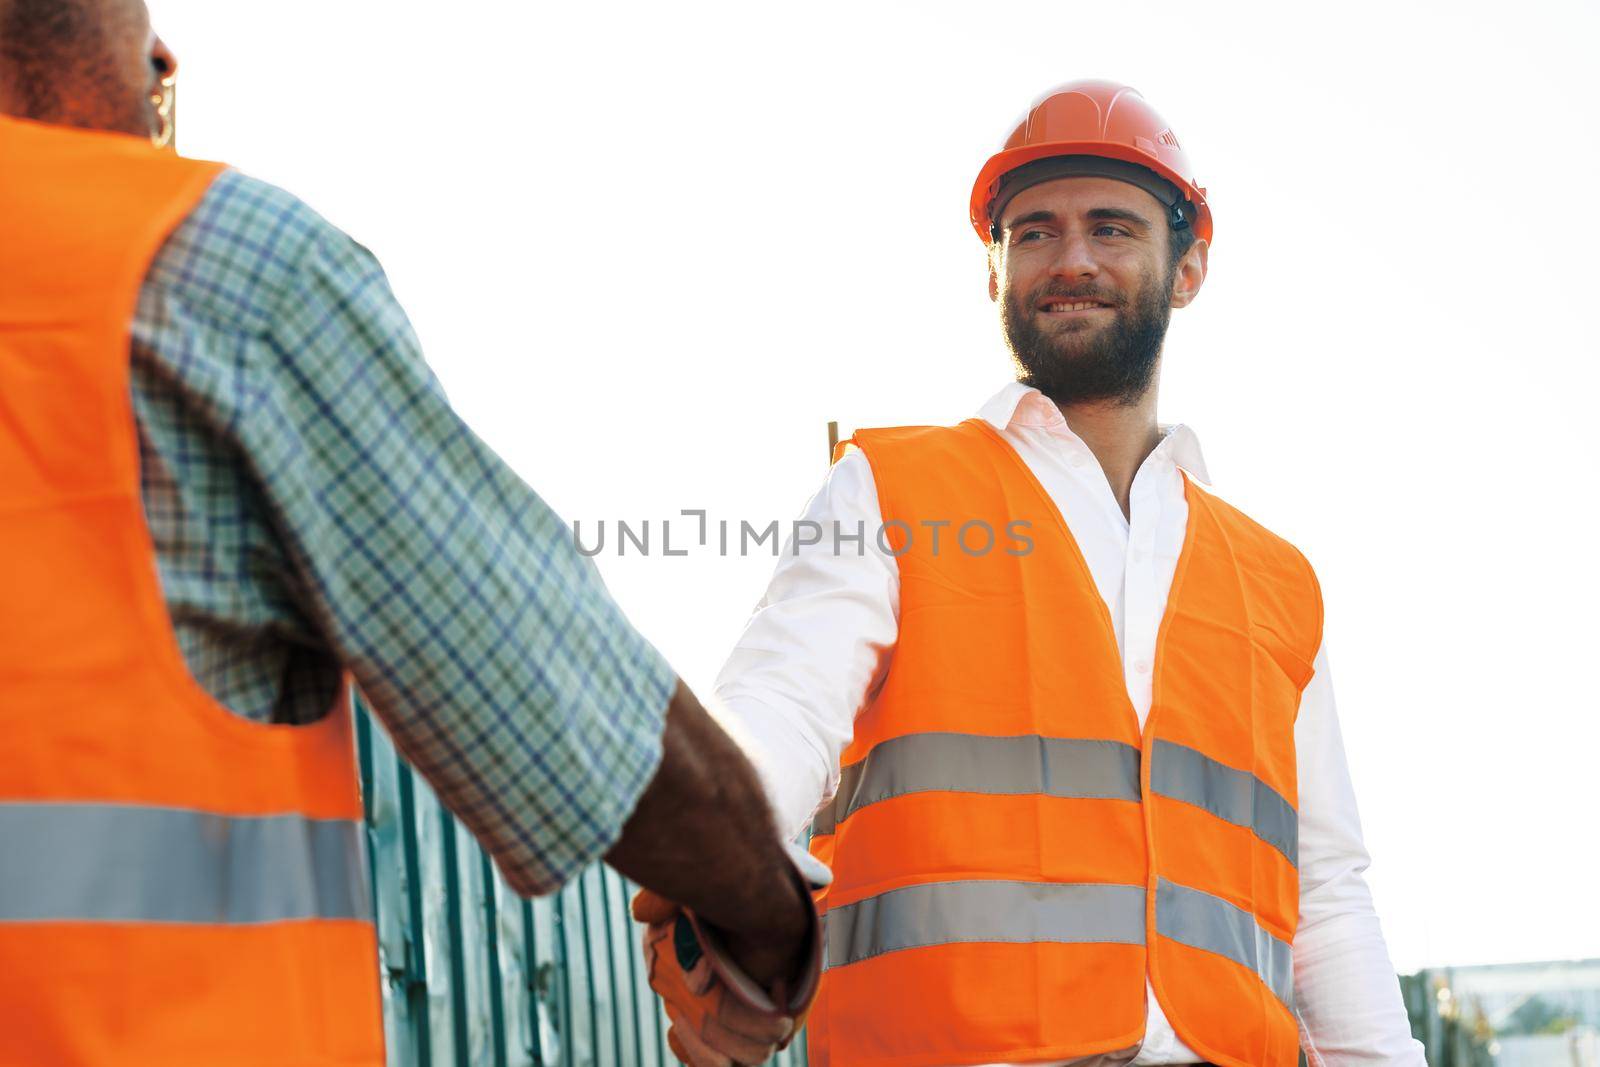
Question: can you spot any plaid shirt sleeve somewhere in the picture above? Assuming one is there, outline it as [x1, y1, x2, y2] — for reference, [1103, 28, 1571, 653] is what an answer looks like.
[204, 173, 674, 896]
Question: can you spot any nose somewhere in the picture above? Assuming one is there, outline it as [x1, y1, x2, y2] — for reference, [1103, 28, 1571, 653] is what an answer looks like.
[1048, 229, 1099, 281]
[149, 33, 178, 83]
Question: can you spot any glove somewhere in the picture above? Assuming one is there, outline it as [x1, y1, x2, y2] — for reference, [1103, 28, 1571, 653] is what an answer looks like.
[633, 841, 831, 1066]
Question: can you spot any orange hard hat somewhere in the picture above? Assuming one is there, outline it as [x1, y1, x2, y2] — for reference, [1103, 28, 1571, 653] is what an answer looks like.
[970, 80, 1212, 246]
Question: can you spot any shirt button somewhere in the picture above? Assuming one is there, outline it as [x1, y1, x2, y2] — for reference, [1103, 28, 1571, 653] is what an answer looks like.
[1134, 659, 1152, 674]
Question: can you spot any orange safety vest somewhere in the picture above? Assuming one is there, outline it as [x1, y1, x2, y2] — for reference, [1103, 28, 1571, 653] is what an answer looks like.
[807, 422, 1321, 1067]
[0, 116, 384, 1066]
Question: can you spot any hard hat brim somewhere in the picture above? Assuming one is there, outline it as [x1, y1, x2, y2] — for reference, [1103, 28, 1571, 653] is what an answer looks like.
[971, 141, 1213, 245]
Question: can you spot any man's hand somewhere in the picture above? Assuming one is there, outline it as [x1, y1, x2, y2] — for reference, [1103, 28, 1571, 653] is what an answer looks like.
[633, 842, 830, 1066]
[636, 896, 796, 1066]
[602, 680, 830, 1062]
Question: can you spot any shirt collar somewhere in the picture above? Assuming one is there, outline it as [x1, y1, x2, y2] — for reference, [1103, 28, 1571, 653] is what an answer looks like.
[976, 381, 1213, 485]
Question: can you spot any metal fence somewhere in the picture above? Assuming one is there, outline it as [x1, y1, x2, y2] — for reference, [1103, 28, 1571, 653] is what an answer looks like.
[355, 694, 808, 1067]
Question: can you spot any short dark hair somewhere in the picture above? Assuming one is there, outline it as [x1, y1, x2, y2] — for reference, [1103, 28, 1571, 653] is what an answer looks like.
[1167, 217, 1197, 273]
[0, 0, 120, 123]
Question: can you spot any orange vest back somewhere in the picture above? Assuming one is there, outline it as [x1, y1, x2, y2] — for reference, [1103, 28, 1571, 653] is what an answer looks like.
[0, 115, 384, 1067]
[807, 421, 1321, 1067]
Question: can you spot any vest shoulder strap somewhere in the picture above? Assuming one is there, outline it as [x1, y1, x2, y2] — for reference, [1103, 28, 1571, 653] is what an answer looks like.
[1186, 480, 1324, 686]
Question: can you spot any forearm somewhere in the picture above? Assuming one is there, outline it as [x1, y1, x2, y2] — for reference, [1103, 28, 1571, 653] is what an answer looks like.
[710, 447, 901, 838]
[606, 680, 810, 981]
[1296, 910, 1424, 1066]
[1294, 643, 1425, 1065]
[610, 451, 898, 984]
[709, 691, 841, 841]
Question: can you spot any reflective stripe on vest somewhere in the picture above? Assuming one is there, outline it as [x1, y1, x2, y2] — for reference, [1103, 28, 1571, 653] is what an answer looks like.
[813, 732, 1141, 835]
[1156, 879, 1294, 1010]
[1150, 740, 1298, 866]
[0, 803, 369, 925]
[815, 735, 1296, 866]
[826, 880, 1145, 968]
[825, 876, 1291, 1009]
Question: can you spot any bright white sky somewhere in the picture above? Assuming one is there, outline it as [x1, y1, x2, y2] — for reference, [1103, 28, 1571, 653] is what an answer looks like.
[150, 0, 1599, 972]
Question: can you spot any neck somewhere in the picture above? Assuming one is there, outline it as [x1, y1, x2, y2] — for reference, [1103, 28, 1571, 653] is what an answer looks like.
[0, 70, 151, 137]
[1054, 385, 1163, 520]
[0, 82, 27, 120]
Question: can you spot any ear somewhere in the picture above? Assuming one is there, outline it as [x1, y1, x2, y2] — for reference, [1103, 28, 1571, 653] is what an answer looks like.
[149, 33, 179, 81]
[1169, 238, 1208, 310]
[987, 246, 1000, 303]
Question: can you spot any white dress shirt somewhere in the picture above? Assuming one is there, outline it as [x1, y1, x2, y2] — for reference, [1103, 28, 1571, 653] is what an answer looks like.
[713, 382, 1426, 1067]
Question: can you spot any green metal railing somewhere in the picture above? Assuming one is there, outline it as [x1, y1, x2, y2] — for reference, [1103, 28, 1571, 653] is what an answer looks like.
[354, 694, 809, 1067]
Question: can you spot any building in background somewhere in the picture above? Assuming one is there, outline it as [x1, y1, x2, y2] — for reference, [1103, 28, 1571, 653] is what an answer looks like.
[1403, 960, 1600, 1067]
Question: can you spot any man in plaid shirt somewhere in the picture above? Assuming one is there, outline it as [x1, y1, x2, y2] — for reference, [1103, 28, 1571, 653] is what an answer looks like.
[0, 0, 813, 1047]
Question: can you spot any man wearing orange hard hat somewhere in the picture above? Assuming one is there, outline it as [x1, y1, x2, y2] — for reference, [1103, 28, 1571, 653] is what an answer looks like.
[639, 81, 1426, 1067]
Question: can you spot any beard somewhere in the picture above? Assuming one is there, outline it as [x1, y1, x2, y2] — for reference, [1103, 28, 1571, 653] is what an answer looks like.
[1001, 264, 1175, 407]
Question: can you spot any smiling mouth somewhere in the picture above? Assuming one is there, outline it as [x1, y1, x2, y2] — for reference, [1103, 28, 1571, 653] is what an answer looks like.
[1039, 300, 1112, 314]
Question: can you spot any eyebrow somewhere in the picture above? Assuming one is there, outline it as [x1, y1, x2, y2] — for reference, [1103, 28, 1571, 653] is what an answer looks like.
[1003, 206, 1155, 232]
[1086, 207, 1154, 229]
[1005, 209, 1059, 230]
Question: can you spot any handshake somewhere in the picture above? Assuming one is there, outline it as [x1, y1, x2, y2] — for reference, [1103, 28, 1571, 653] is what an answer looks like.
[631, 841, 832, 1066]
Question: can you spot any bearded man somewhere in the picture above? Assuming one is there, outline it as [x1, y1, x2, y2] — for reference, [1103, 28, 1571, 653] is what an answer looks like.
[643, 82, 1428, 1067]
